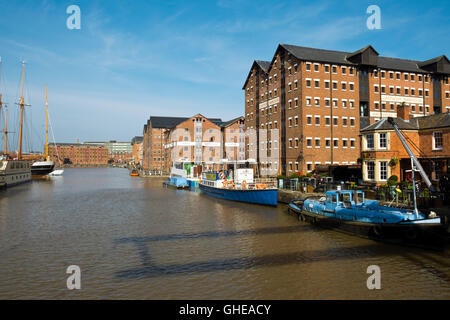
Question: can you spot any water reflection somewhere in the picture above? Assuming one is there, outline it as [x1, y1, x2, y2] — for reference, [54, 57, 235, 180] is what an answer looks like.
[0, 168, 448, 299]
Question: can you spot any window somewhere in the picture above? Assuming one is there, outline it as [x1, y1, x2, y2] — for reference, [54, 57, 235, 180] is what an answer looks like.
[306, 79, 311, 87]
[366, 134, 374, 149]
[433, 132, 443, 150]
[306, 138, 312, 148]
[380, 161, 388, 180]
[325, 138, 331, 147]
[342, 139, 348, 148]
[325, 116, 330, 126]
[333, 117, 338, 126]
[315, 80, 320, 88]
[332, 65, 337, 73]
[342, 66, 346, 75]
[379, 133, 387, 148]
[325, 65, 330, 73]
[315, 116, 320, 126]
[306, 97, 312, 106]
[342, 82, 346, 90]
[314, 63, 319, 72]
[315, 138, 320, 148]
[349, 83, 354, 91]
[325, 80, 330, 89]
[306, 115, 312, 125]
[306, 63, 311, 71]
[333, 139, 339, 148]
[367, 161, 375, 180]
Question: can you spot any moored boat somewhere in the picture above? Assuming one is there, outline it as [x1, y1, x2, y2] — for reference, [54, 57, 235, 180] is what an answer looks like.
[0, 158, 32, 187]
[199, 168, 278, 206]
[130, 169, 139, 177]
[288, 190, 447, 245]
[31, 160, 55, 176]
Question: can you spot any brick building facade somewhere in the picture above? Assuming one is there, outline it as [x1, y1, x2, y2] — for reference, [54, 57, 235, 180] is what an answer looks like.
[360, 110, 450, 186]
[142, 114, 245, 173]
[49, 143, 109, 165]
[243, 44, 450, 177]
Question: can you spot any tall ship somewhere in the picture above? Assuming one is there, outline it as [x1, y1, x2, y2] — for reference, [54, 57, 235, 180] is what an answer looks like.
[0, 61, 31, 188]
[31, 85, 56, 176]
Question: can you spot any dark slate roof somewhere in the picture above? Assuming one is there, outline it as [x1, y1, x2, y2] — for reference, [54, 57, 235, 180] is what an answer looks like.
[149, 116, 190, 129]
[149, 116, 223, 129]
[378, 56, 424, 73]
[278, 44, 447, 73]
[220, 116, 244, 128]
[361, 112, 450, 132]
[413, 112, 450, 129]
[242, 60, 270, 89]
[255, 60, 270, 73]
[131, 136, 143, 145]
[360, 117, 418, 132]
[418, 55, 450, 67]
[346, 45, 379, 59]
[281, 44, 354, 65]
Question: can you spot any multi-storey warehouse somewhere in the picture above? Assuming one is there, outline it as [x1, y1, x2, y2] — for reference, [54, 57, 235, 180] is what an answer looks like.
[243, 44, 450, 176]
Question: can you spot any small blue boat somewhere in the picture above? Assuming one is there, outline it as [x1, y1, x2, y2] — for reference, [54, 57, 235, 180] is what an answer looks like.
[288, 190, 446, 244]
[164, 176, 189, 189]
[199, 169, 278, 206]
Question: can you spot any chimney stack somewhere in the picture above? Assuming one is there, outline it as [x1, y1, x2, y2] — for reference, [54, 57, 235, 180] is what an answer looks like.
[397, 102, 411, 121]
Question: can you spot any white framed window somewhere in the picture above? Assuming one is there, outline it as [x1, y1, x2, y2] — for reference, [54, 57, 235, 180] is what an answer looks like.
[367, 161, 375, 180]
[314, 97, 320, 107]
[379, 161, 388, 181]
[306, 62, 311, 71]
[379, 132, 387, 149]
[366, 134, 374, 149]
[433, 131, 443, 150]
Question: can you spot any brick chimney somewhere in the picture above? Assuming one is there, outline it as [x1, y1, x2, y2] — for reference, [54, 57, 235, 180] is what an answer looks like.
[397, 103, 411, 121]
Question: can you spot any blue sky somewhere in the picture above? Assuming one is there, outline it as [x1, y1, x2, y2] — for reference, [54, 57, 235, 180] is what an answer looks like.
[0, 0, 449, 150]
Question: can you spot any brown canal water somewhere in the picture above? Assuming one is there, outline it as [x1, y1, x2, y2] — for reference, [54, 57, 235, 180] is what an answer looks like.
[0, 168, 449, 299]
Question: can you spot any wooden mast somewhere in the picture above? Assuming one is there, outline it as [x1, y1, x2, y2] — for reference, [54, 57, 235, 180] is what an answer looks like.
[0, 57, 7, 157]
[45, 85, 49, 161]
[18, 61, 25, 160]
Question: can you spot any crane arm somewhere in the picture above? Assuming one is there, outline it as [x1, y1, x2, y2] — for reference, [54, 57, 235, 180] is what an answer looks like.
[387, 117, 436, 192]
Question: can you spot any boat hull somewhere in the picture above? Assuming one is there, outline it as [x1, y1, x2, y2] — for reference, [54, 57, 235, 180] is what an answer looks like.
[288, 201, 448, 247]
[31, 161, 55, 176]
[199, 184, 278, 206]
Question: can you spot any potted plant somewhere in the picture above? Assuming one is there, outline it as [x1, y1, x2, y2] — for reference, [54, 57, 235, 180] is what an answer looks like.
[389, 157, 399, 167]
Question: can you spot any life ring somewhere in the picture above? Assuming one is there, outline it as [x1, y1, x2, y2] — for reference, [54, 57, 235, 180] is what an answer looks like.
[241, 180, 247, 189]
[218, 171, 225, 179]
[223, 180, 228, 187]
[229, 181, 234, 189]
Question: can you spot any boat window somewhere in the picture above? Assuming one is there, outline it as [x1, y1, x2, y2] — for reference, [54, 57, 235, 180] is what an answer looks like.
[326, 194, 332, 202]
[339, 193, 351, 203]
[357, 193, 364, 203]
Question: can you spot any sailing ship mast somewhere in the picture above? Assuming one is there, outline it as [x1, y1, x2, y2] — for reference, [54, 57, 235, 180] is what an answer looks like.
[45, 84, 49, 161]
[18, 61, 26, 160]
[0, 57, 8, 157]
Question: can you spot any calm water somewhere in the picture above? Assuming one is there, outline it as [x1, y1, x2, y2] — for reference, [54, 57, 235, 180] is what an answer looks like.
[0, 168, 449, 299]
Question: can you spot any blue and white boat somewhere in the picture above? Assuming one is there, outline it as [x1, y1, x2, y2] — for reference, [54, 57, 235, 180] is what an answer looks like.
[164, 161, 200, 189]
[199, 168, 278, 206]
[288, 190, 445, 243]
